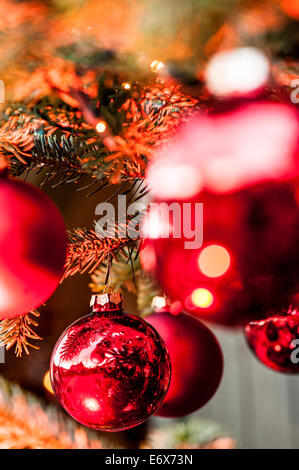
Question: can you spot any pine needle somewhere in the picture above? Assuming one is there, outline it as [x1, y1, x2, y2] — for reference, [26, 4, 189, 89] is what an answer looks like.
[0, 311, 42, 357]
[64, 228, 139, 279]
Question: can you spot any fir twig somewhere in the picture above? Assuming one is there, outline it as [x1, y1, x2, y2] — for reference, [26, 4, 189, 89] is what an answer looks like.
[64, 228, 139, 279]
[0, 311, 42, 357]
[143, 418, 235, 450]
[2, 79, 200, 186]
[90, 250, 139, 295]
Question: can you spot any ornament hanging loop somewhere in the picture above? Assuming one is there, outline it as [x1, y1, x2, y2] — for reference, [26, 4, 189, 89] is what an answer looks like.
[103, 285, 113, 294]
[90, 291, 123, 312]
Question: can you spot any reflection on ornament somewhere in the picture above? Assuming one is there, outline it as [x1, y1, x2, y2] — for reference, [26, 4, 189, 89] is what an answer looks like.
[83, 398, 100, 412]
[245, 307, 299, 373]
[122, 82, 131, 89]
[205, 47, 269, 97]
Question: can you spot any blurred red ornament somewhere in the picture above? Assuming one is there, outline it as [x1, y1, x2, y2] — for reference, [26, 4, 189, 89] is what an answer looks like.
[141, 182, 299, 326]
[280, 0, 299, 20]
[0, 176, 67, 319]
[245, 307, 299, 373]
[143, 99, 299, 326]
[147, 101, 299, 199]
[50, 293, 171, 431]
[205, 47, 270, 99]
[146, 299, 223, 417]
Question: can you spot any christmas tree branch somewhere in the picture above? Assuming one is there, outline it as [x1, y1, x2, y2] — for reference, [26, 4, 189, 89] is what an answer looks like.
[0, 311, 42, 357]
[64, 228, 139, 279]
[143, 417, 235, 449]
[1, 78, 200, 186]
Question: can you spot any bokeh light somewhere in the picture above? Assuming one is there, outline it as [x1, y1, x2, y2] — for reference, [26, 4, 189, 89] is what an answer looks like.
[198, 244, 231, 278]
[96, 120, 107, 133]
[191, 288, 214, 308]
[150, 60, 165, 73]
[205, 47, 269, 97]
[43, 370, 54, 395]
[147, 162, 203, 200]
[141, 205, 172, 239]
[152, 296, 167, 310]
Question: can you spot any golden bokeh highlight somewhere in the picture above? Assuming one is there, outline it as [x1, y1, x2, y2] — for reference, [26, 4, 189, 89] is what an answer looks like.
[191, 288, 214, 308]
[96, 120, 107, 133]
[150, 60, 164, 73]
[198, 244, 231, 278]
[43, 370, 54, 395]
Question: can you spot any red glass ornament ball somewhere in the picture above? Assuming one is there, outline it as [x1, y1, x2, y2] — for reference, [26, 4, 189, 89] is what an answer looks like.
[0, 177, 67, 319]
[50, 299, 171, 431]
[245, 308, 299, 373]
[146, 310, 223, 417]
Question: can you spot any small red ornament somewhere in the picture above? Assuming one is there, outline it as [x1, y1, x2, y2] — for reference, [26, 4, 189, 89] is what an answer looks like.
[245, 307, 299, 373]
[146, 298, 223, 417]
[50, 293, 171, 431]
[0, 176, 67, 319]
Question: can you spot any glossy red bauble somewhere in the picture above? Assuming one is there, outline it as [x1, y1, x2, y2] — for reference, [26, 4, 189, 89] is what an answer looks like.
[50, 294, 171, 431]
[0, 176, 67, 319]
[146, 308, 223, 417]
[245, 308, 299, 373]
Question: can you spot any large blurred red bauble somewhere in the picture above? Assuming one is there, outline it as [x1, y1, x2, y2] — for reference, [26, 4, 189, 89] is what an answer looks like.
[146, 302, 223, 417]
[0, 176, 67, 319]
[147, 100, 299, 198]
[143, 99, 299, 326]
[50, 293, 171, 431]
[245, 308, 299, 373]
[141, 182, 299, 326]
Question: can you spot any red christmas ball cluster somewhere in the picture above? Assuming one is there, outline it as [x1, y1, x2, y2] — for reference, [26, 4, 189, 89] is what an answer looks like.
[50, 293, 171, 431]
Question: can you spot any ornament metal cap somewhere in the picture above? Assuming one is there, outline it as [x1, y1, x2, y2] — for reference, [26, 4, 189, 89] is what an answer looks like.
[91, 292, 123, 312]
